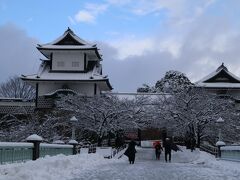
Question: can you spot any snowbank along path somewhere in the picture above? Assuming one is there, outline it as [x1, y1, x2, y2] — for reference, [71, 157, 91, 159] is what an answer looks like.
[0, 146, 240, 180]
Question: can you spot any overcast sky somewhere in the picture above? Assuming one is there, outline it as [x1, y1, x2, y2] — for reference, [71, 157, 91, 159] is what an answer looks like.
[1, 0, 240, 92]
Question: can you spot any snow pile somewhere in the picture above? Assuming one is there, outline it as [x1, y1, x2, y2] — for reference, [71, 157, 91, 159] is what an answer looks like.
[171, 147, 200, 163]
[193, 149, 240, 174]
[0, 153, 125, 180]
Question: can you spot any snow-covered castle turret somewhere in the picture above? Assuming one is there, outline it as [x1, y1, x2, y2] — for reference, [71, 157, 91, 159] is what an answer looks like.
[21, 28, 112, 108]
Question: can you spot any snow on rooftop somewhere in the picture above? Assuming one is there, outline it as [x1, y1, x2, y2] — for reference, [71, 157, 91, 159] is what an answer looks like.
[195, 64, 240, 86]
[39, 28, 92, 47]
[22, 64, 107, 81]
[38, 45, 95, 50]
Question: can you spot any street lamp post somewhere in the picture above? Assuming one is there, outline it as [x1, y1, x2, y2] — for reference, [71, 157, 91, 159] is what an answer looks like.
[215, 117, 225, 158]
[70, 116, 78, 140]
[216, 117, 224, 142]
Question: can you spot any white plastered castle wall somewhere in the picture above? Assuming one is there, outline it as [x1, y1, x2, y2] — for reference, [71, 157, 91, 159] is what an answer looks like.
[52, 51, 85, 71]
[38, 82, 97, 96]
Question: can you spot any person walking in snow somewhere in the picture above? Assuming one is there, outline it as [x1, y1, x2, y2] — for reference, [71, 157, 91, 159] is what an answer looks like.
[164, 138, 172, 162]
[124, 140, 137, 164]
[154, 142, 163, 160]
[190, 137, 196, 152]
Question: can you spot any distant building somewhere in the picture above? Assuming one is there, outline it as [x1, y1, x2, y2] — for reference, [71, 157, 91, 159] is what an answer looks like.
[195, 63, 240, 106]
[21, 28, 112, 108]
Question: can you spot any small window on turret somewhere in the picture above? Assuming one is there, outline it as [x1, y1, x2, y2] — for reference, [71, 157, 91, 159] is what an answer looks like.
[57, 61, 64, 67]
[72, 61, 80, 67]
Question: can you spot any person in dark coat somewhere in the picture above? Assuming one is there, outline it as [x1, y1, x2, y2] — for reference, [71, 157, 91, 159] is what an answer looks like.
[124, 140, 137, 164]
[190, 137, 196, 152]
[164, 138, 172, 162]
[155, 142, 163, 160]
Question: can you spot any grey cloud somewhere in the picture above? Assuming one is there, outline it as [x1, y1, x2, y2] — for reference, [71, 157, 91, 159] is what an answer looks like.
[98, 42, 178, 92]
[0, 23, 40, 83]
[98, 16, 240, 92]
[180, 16, 240, 80]
[2, 15, 240, 93]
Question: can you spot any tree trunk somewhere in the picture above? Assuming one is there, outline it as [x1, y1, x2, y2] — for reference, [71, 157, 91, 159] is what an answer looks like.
[97, 137, 102, 146]
[196, 131, 200, 148]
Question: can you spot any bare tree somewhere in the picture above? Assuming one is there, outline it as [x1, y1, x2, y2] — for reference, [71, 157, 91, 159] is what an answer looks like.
[0, 76, 35, 99]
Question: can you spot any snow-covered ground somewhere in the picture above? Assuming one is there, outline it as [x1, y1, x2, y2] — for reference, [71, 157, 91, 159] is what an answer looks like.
[0, 146, 240, 180]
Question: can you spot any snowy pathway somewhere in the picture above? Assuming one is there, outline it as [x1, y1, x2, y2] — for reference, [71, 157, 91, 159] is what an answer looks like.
[70, 147, 240, 180]
[1, 147, 240, 180]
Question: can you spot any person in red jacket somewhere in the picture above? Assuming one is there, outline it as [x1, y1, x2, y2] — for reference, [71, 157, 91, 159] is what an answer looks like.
[154, 142, 163, 160]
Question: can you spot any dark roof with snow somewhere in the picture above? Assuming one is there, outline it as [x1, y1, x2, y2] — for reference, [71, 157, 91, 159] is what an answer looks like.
[21, 61, 113, 91]
[195, 63, 240, 89]
[37, 28, 102, 60]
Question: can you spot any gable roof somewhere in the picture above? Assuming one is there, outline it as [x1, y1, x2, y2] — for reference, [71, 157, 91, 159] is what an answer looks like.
[195, 63, 240, 89]
[39, 27, 91, 47]
[37, 28, 102, 60]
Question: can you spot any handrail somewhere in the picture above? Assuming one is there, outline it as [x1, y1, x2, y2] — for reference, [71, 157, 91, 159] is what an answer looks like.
[0, 142, 33, 164]
[40, 143, 73, 157]
[41, 143, 73, 148]
[200, 144, 217, 156]
[0, 142, 76, 164]
[220, 145, 240, 162]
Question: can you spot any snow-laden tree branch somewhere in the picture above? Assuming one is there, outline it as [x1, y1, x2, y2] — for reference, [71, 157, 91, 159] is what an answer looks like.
[153, 87, 237, 146]
[51, 94, 150, 145]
